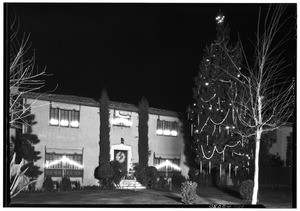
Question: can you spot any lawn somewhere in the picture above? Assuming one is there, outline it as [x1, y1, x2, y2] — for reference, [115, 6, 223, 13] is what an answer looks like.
[10, 186, 293, 207]
[209, 186, 294, 208]
[10, 189, 183, 205]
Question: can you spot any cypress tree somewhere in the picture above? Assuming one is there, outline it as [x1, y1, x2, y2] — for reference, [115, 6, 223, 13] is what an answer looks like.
[138, 97, 149, 168]
[99, 88, 110, 165]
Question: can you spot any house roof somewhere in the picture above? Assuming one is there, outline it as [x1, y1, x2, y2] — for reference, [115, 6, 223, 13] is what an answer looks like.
[23, 92, 179, 118]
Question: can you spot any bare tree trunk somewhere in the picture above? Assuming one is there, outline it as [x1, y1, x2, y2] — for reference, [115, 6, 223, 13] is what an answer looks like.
[252, 129, 262, 204]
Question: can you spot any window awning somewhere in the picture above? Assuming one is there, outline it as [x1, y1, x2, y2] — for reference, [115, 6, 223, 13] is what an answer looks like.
[46, 147, 83, 155]
[154, 152, 181, 160]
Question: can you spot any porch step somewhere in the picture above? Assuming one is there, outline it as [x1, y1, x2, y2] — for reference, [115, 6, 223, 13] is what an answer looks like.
[116, 179, 146, 190]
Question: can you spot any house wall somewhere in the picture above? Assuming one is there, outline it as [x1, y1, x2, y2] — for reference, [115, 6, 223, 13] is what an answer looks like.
[27, 98, 189, 189]
[148, 115, 188, 177]
[27, 98, 100, 189]
[109, 110, 188, 177]
[269, 125, 293, 164]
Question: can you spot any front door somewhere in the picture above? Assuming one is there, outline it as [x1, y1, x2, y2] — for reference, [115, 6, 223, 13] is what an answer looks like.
[114, 150, 128, 175]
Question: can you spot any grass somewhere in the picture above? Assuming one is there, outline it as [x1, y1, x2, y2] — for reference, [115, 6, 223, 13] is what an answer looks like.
[11, 188, 183, 205]
[10, 185, 293, 207]
[212, 185, 293, 208]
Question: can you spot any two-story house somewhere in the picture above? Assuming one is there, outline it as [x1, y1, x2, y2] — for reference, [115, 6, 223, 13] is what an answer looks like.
[22, 92, 188, 189]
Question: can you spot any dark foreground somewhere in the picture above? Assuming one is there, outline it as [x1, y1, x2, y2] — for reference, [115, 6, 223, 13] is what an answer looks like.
[10, 186, 293, 208]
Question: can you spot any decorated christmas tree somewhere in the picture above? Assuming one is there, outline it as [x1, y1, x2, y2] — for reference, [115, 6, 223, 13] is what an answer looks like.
[188, 12, 252, 179]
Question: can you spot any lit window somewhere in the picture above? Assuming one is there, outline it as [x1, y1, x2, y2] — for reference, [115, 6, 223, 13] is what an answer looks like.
[156, 120, 179, 137]
[50, 107, 59, 126]
[60, 110, 69, 127]
[156, 120, 163, 135]
[70, 110, 80, 128]
[171, 122, 178, 136]
[163, 121, 171, 136]
[50, 107, 80, 128]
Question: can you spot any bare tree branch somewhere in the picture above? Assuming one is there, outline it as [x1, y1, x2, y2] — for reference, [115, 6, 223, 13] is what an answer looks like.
[212, 4, 295, 205]
[9, 16, 53, 129]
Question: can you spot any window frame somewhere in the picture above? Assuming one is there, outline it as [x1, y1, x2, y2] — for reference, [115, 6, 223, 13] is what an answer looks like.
[49, 106, 80, 129]
[70, 110, 80, 128]
[45, 152, 83, 170]
[156, 119, 164, 136]
[59, 109, 70, 127]
[49, 107, 59, 126]
[156, 119, 179, 137]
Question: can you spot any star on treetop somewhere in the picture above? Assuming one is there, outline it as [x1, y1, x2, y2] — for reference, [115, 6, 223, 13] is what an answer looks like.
[215, 12, 225, 25]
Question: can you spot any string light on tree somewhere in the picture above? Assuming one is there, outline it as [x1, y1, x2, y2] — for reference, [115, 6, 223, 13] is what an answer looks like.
[189, 10, 251, 180]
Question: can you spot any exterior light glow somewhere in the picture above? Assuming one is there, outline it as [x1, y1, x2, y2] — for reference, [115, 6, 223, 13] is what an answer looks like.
[60, 120, 69, 126]
[155, 160, 181, 171]
[112, 118, 132, 126]
[163, 130, 171, 136]
[70, 121, 79, 127]
[156, 129, 163, 135]
[205, 82, 209, 86]
[45, 155, 84, 169]
[171, 130, 178, 136]
[225, 126, 230, 130]
[50, 119, 59, 125]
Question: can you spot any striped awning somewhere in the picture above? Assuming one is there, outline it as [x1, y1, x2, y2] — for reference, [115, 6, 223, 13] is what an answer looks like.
[46, 147, 83, 155]
[154, 152, 181, 159]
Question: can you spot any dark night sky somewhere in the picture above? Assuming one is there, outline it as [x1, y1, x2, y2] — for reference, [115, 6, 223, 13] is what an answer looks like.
[7, 3, 296, 113]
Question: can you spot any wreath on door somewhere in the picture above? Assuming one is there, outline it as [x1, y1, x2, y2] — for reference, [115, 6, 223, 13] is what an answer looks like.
[115, 151, 126, 163]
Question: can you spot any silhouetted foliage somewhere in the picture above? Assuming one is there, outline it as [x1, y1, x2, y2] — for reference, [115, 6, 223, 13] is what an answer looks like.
[172, 172, 186, 187]
[61, 177, 71, 191]
[12, 109, 42, 179]
[110, 160, 126, 185]
[286, 132, 293, 167]
[99, 88, 110, 164]
[42, 176, 54, 191]
[138, 97, 149, 168]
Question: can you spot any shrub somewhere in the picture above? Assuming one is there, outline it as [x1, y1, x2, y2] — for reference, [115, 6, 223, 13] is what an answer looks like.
[134, 165, 159, 188]
[72, 180, 81, 189]
[110, 160, 126, 185]
[172, 173, 186, 187]
[181, 181, 198, 204]
[239, 180, 254, 200]
[188, 168, 198, 181]
[42, 175, 54, 191]
[82, 185, 102, 190]
[158, 175, 167, 190]
[134, 165, 147, 185]
[145, 166, 158, 188]
[61, 177, 71, 191]
[94, 166, 100, 180]
[97, 163, 114, 187]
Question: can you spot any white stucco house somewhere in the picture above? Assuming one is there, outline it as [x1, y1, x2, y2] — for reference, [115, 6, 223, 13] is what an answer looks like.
[20, 92, 189, 189]
[269, 123, 293, 165]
